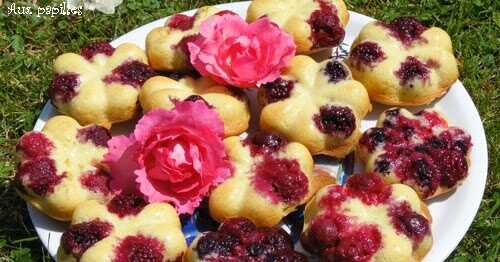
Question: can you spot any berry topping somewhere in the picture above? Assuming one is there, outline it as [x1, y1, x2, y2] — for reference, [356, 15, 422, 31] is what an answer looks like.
[333, 225, 382, 262]
[262, 78, 295, 103]
[61, 219, 113, 258]
[183, 95, 212, 108]
[324, 60, 348, 83]
[16, 157, 63, 196]
[301, 216, 340, 253]
[374, 159, 391, 173]
[346, 173, 391, 205]
[350, 41, 386, 68]
[176, 34, 200, 57]
[80, 169, 111, 195]
[215, 10, 238, 16]
[50, 73, 80, 103]
[245, 131, 287, 156]
[319, 185, 347, 208]
[384, 16, 428, 45]
[395, 56, 430, 87]
[359, 128, 387, 152]
[253, 156, 308, 204]
[167, 14, 195, 31]
[107, 192, 147, 218]
[195, 218, 303, 260]
[113, 235, 165, 262]
[103, 60, 156, 88]
[433, 149, 468, 188]
[308, 0, 345, 49]
[17, 132, 54, 158]
[389, 202, 430, 244]
[77, 125, 111, 147]
[81, 42, 115, 60]
[314, 105, 356, 138]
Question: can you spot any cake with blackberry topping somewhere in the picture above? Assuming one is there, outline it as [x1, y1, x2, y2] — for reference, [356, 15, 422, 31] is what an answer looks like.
[209, 132, 335, 227]
[146, 6, 231, 72]
[258, 55, 371, 158]
[186, 217, 306, 262]
[358, 108, 472, 199]
[247, 0, 349, 54]
[50, 41, 155, 128]
[347, 16, 459, 106]
[15, 116, 112, 221]
[301, 173, 433, 261]
[139, 75, 250, 137]
[57, 192, 186, 262]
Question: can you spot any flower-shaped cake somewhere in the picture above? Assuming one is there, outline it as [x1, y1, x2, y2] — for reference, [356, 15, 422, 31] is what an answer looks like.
[50, 42, 155, 128]
[146, 6, 225, 72]
[347, 16, 459, 106]
[186, 218, 306, 261]
[209, 132, 334, 227]
[139, 76, 250, 137]
[301, 173, 433, 261]
[247, 0, 349, 54]
[259, 55, 371, 158]
[358, 108, 472, 199]
[57, 192, 186, 261]
[15, 116, 112, 221]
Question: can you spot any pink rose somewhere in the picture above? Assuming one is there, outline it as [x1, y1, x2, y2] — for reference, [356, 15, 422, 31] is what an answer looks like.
[105, 101, 233, 214]
[188, 13, 296, 88]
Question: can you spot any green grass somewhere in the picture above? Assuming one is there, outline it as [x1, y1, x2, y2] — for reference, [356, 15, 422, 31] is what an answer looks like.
[0, 0, 498, 261]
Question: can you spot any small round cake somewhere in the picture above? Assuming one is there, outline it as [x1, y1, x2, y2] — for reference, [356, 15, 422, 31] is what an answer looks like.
[50, 42, 155, 128]
[301, 173, 433, 261]
[146, 6, 229, 72]
[259, 55, 372, 158]
[186, 217, 306, 261]
[209, 132, 334, 227]
[347, 16, 459, 106]
[247, 0, 349, 54]
[15, 116, 112, 221]
[358, 108, 472, 199]
[139, 75, 251, 137]
[57, 192, 186, 262]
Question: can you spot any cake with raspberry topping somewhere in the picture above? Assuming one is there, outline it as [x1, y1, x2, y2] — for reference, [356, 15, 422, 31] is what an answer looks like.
[186, 217, 306, 261]
[209, 132, 335, 227]
[140, 75, 250, 137]
[358, 108, 472, 199]
[259, 55, 372, 158]
[15, 116, 112, 221]
[57, 192, 186, 262]
[301, 173, 433, 261]
[146, 6, 229, 72]
[50, 41, 155, 128]
[347, 16, 459, 106]
[247, 0, 349, 54]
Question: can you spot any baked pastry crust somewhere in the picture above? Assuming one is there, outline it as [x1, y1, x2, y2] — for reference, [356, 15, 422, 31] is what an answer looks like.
[247, 0, 349, 54]
[302, 173, 433, 261]
[51, 42, 153, 128]
[139, 75, 251, 137]
[57, 194, 186, 261]
[15, 116, 111, 221]
[357, 108, 472, 199]
[209, 133, 335, 227]
[259, 55, 372, 158]
[347, 17, 459, 106]
[146, 6, 221, 72]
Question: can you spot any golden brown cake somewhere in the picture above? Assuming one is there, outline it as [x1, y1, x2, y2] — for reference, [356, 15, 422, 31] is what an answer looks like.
[301, 173, 433, 261]
[209, 132, 334, 227]
[247, 0, 349, 54]
[186, 218, 307, 261]
[146, 6, 227, 72]
[259, 55, 372, 158]
[15, 116, 112, 221]
[57, 192, 186, 262]
[139, 75, 251, 137]
[347, 16, 459, 106]
[358, 108, 473, 199]
[50, 42, 155, 128]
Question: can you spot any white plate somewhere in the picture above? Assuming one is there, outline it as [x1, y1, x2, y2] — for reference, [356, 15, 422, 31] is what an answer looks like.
[28, 1, 488, 261]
